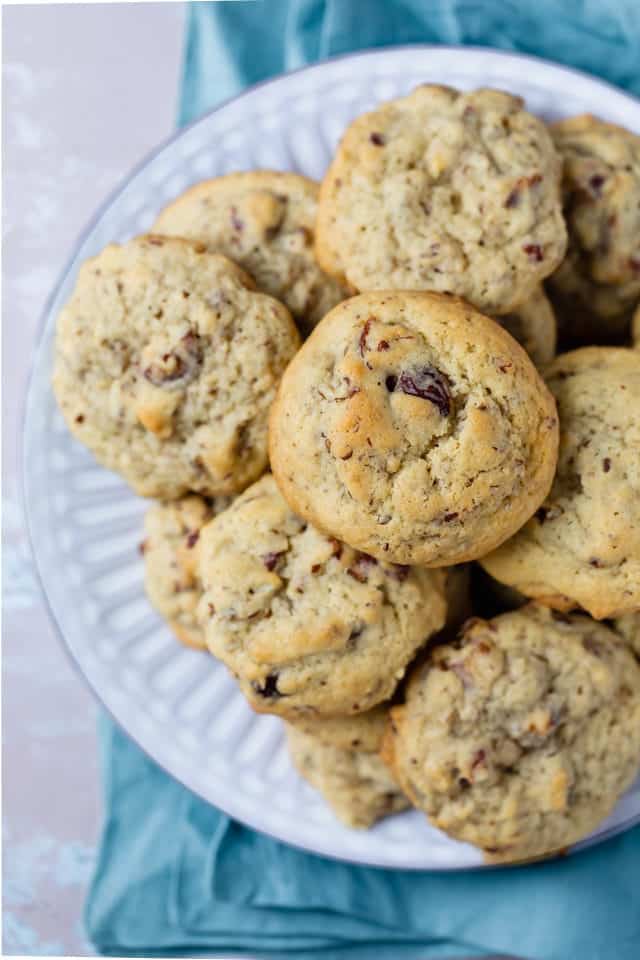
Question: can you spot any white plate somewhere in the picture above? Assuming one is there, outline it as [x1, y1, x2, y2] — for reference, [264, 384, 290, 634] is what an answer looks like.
[24, 46, 640, 870]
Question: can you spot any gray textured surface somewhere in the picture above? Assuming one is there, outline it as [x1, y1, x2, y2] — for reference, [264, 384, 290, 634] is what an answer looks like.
[2, 4, 184, 953]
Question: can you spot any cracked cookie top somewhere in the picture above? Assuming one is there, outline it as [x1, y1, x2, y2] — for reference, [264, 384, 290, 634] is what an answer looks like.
[154, 171, 348, 336]
[548, 115, 640, 336]
[316, 85, 566, 315]
[142, 494, 233, 649]
[481, 347, 640, 618]
[383, 604, 640, 862]
[53, 235, 300, 498]
[269, 291, 559, 565]
[197, 474, 447, 717]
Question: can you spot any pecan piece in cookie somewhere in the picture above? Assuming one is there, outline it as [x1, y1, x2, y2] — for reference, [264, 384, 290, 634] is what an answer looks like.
[143, 331, 203, 388]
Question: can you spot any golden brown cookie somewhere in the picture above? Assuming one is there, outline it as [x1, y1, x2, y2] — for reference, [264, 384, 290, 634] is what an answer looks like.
[481, 347, 640, 619]
[383, 604, 640, 863]
[154, 171, 348, 336]
[53, 235, 300, 498]
[285, 709, 409, 828]
[548, 115, 640, 343]
[285, 704, 389, 752]
[197, 475, 447, 717]
[269, 292, 558, 566]
[316, 85, 566, 314]
[142, 494, 233, 648]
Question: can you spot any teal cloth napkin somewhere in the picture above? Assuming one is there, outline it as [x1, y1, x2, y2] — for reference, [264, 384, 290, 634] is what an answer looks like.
[86, 717, 640, 959]
[86, 3, 640, 957]
[179, 0, 640, 126]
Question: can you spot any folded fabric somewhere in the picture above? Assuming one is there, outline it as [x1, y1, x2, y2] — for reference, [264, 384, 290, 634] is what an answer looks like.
[179, 0, 640, 126]
[86, 2, 640, 957]
[86, 716, 640, 959]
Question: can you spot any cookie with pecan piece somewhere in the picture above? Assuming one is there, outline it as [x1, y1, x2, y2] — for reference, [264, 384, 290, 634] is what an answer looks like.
[285, 707, 409, 828]
[53, 235, 300, 497]
[142, 494, 233, 649]
[154, 171, 348, 336]
[197, 474, 446, 716]
[316, 85, 566, 314]
[269, 292, 558, 565]
[383, 604, 640, 862]
[481, 347, 640, 619]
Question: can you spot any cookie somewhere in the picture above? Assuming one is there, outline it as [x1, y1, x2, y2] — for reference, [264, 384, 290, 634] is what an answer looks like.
[286, 714, 409, 829]
[497, 285, 556, 368]
[285, 703, 389, 752]
[154, 171, 348, 336]
[548, 115, 640, 342]
[53, 235, 300, 498]
[142, 494, 233, 648]
[383, 604, 640, 863]
[269, 292, 559, 566]
[614, 613, 640, 658]
[316, 85, 566, 315]
[481, 347, 640, 619]
[197, 474, 447, 716]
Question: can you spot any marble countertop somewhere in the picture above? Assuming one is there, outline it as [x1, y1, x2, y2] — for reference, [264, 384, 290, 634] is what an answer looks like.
[3, 5, 184, 953]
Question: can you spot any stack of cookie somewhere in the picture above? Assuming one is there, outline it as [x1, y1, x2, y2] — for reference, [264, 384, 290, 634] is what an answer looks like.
[53, 85, 640, 862]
